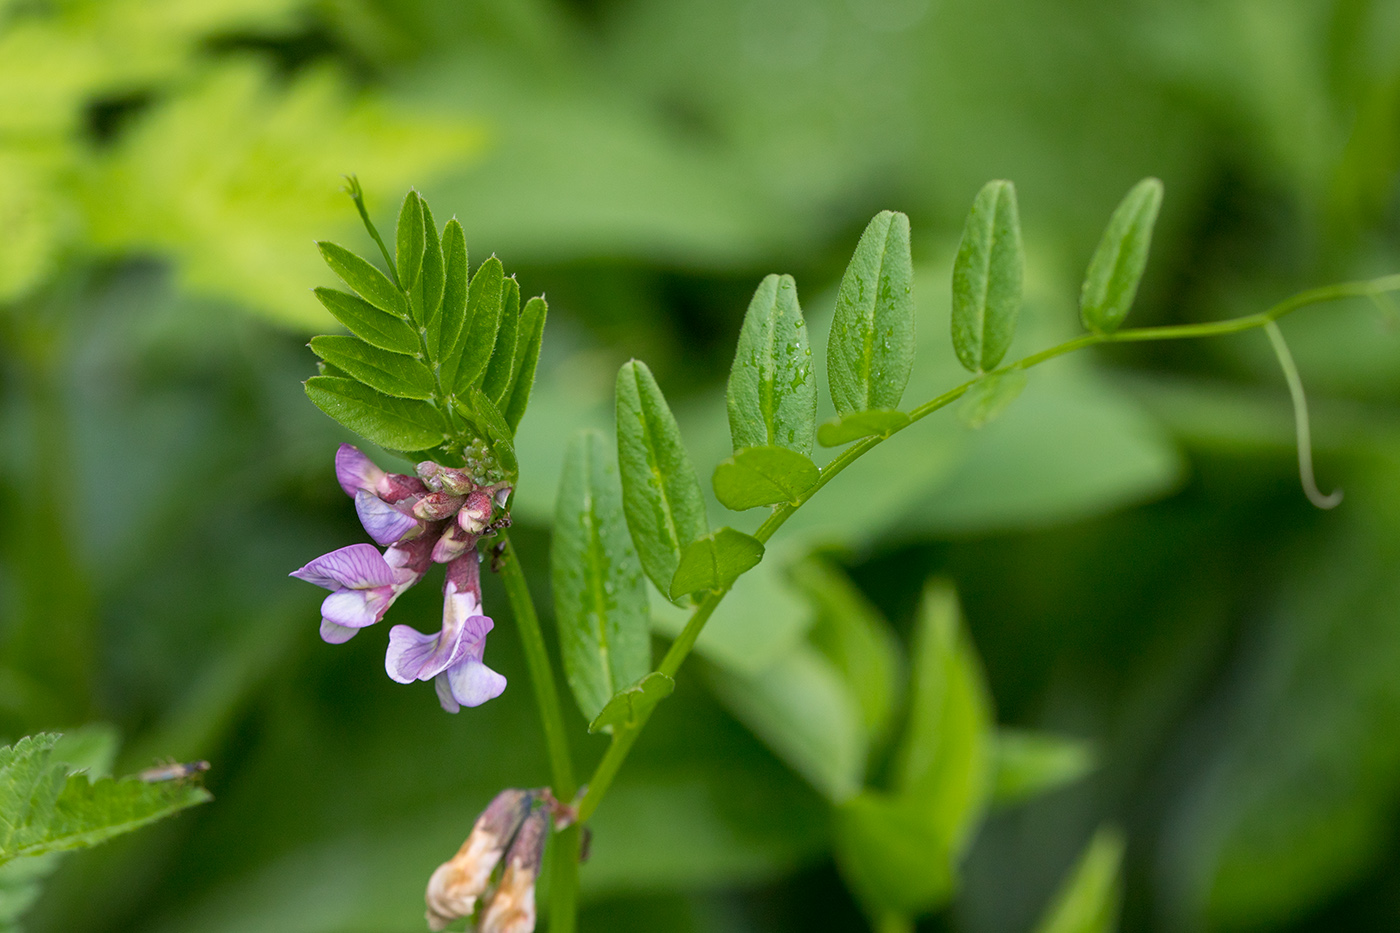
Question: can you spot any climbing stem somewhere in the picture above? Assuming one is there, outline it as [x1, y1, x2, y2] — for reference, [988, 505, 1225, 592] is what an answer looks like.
[572, 272, 1400, 844]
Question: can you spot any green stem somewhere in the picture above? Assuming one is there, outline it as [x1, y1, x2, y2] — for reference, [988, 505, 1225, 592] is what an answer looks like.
[497, 534, 581, 932]
[573, 272, 1400, 828]
[499, 535, 576, 795]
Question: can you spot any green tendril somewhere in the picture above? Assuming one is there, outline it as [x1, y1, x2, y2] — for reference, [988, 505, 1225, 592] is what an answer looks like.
[1264, 320, 1342, 510]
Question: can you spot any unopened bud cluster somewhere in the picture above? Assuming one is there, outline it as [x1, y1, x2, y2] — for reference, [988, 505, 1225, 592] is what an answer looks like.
[426, 789, 553, 932]
[290, 445, 513, 711]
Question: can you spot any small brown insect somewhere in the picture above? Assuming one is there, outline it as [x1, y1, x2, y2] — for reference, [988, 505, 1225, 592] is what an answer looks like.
[139, 760, 210, 783]
[490, 541, 508, 573]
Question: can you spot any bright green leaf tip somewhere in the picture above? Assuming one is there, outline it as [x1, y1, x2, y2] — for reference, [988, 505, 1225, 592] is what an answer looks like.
[1080, 177, 1164, 335]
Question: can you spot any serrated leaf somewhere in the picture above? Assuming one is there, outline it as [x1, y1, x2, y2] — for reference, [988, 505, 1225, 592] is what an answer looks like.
[816, 409, 910, 447]
[395, 190, 425, 308]
[669, 528, 765, 599]
[992, 729, 1096, 808]
[615, 360, 709, 599]
[309, 336, 435, 401]
[827, 211, 915, 414]
[429, 218, 468, 362]
[411, 197, 445, 329]
[1033, 828, 1125, 933]
[317, 241, 408, 319]
[314, 287, 420, 356]
[951, 180, 1024, 373]
[553, 430, 652, 721]
[1079, 178, 1163, 334]
[503, 296, 547, 433]
[451, 257, 504, 394]
[727, 273, 817, 454]
[304, 376, 446, 451]
[712, 446, 819, 511]
[481, 276, 521, 404]
[587, 672, 675, 735]
[0, 735, 209, 865]
[793, 557, 903, 742]
[958, 369, 1028, 429]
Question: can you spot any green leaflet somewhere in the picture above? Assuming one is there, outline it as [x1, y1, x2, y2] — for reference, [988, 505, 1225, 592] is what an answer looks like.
[726, 273, 817, 454]
[1032, 828, 1126, 933]
[0, 735, 209, 865]
[304, 376, 446, 452]
[313, 287, 420, 356]
[588, 672, 675, 735]
[794, 557, 904, 743]
[827, 211, 915, 414]
[395, 189, 425, 310]
[451, 256, 504, 394]
[951, 180, 1024, 373]
[712, 445, 819, 511]
[991, 729, 1096, 808]
[1080, 178, 1163, 334]
[481, 275, 521, 404]
[308, 335, 435, 401]
[958, 369, 1028, 429]
[503, 296, 547, 433]
[410, 197, 445, 328]
[816, 409, 910, 447]
[552, 430, 652, 721]
[614, 360, 709, 600]
[668, 527, 765, 599]
[430, 218, 468, 363]
[837, 579, 994, 915]
[317, 241, 408, 319]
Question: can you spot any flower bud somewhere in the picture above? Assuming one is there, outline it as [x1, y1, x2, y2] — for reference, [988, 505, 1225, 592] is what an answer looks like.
[413, 492, 467, 522]
[457, 489, 496, 535]
[418, 461, 478, 495]
[432, 522, 474, 564]
[479, 808, 549, 933]
[425, 790, 532, 932]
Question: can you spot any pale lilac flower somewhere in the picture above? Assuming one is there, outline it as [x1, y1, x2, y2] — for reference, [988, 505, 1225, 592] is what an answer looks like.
[290, 544, 397, 641]
[385, 554, 505, 712]
[354, 489, 420, 545]
[295, 445, 511, 710]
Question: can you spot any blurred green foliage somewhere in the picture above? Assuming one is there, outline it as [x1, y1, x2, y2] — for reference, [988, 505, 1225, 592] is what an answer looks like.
[2, 0, 1400, 931]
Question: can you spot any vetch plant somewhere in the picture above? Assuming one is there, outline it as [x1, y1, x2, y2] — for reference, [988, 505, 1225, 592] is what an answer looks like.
[290, 177, 1400, 932]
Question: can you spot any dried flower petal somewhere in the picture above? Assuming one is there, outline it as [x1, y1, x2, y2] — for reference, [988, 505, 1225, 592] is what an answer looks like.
[425, 790, 532, 931]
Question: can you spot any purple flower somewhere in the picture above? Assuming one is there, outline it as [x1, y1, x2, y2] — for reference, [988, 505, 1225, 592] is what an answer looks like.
[294, 445, 511, 711]
[385, 554, 505, 713]
[290, 544, 397, 642]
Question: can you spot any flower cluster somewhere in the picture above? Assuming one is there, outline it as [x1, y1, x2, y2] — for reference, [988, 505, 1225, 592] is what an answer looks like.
[426, 789, 551, 933]
[291, 445, 511, 712]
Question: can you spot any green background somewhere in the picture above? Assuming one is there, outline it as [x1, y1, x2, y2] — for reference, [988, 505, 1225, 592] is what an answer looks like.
[2, 0, 1400, 929]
